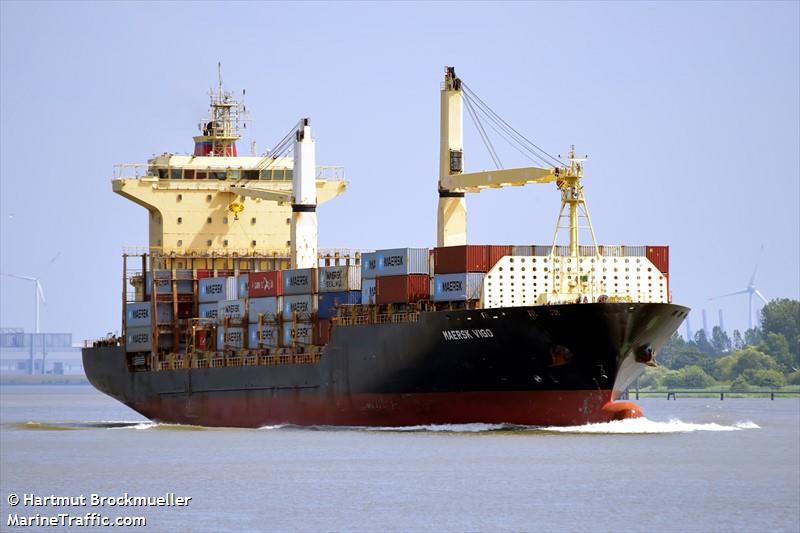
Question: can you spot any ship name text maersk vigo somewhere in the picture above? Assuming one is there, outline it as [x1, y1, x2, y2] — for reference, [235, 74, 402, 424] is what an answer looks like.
[83, 66, 689, 427]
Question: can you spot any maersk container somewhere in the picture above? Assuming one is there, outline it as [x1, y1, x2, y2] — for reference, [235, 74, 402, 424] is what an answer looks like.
[198, 303, 219, 320]
[248, 271, 282, 297]
[433, 273, 484, 302]
[512, 245, 533, 256]
[361, 248, 429, 279]
[282, 294, 318, 319]
[281, 322, 314, 347]
[126, 302, 174, 327]
[217, 327, 244, 349]
[318, 265, 361, 293]
[238, 275, 249, 299]
[318, 291, 361, 319]
[225, 276, 238, 300]
[248, 324, 279, 347]
[199, 277, 226, 302]
[376, 274, 430, 304]
[145, 271, 171, 295]
[282, 268, 317, 295]
[125, 326, 152, 352]
[249, 296, 280, 323]
[434, 245, 490, 274]
[361, 278, 377, 304]
[217, 299, 246, 321]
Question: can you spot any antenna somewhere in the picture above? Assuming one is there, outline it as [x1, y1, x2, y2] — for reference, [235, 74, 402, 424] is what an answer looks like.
[218, 61, 223, 93]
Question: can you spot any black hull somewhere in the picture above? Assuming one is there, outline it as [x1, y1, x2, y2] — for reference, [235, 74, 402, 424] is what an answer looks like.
[83, 303, 687, 427]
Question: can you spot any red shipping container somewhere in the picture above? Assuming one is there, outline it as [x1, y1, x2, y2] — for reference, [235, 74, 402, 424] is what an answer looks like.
[646, 246, 669, 274]
[315, 319, 331, 345]
[487, 245, 512, 270]
[195, 329, 209, 351]
[197, 270, 212, 279]
[376, 274, 431, 304]
[434, 245, 490, 274]
[249, 271, 283, 297]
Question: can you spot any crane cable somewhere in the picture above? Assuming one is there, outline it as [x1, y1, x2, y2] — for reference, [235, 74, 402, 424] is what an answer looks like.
[461, 82, 566, 168]
[463, 92, 503, 169]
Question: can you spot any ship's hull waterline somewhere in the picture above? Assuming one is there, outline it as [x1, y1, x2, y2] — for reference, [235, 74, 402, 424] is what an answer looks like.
[83, 303, 687, 427]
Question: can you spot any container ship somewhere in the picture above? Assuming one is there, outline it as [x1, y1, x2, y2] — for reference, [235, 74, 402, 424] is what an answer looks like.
[83, 66, 688, 427]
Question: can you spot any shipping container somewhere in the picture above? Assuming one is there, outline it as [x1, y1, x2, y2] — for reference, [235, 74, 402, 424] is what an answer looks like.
[315, 319, 331, 345]
[125, 326, 152, 352]
[432, 273, 484, 302]
[126, 302, 173, 327]
[362, 248, 429, 279]
[217, 299, 246, 321]
[248, 271, 282, 297]
[199, 277, 226, 302]
[249, 296, 280, 323]
[217, 327, 244, 349]
[281, 322, 314, 347]
[194, 329, 210, 351]
[175, 269, 193, 280]
[145, 271, 171, 295]
[248, 324, 279, 347]
[197, 269, 212, 279]
[318, 265, 361, 293]
[512, 245, 533, 256]
[361, 278, 377, 305]
[318, 291, 361, 319]
[376, 274, 430, 304]
[238, 275, 249, 299]
[282, 294, 318, 319]
[225, 276, 238, 300]
[198, 303, 218, 320]
[282, 268, 317, 295]
[488, 245, 512, 270]
[434, 245, 490, 274]
[176, 302, 194, 319]
[646, 245, 669, 274]
[533, 245, 552, 256]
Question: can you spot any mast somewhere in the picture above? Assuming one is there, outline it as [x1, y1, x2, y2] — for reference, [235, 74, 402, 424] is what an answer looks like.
[437, 66, 466, 247]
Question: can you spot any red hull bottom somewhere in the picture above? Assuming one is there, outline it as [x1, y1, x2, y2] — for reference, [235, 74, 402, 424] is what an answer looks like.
[133, 390, 643, 428]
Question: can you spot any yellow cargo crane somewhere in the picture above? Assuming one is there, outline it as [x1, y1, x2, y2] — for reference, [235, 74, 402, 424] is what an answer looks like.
[437, 66, 599, 258]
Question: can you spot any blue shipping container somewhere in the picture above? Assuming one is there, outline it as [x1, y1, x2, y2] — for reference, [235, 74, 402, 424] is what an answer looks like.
[198, 303, 218, 320]
[282, 268, 317, 295]
[248, 324, 279, 347]
[249, 297, 280, 323]
[433, 273, 484, 302]
[238, 275, 249, 299]
[318, 291, 361, 319]
[361, 248, 429, 279]
[199, 277, 226, 302]
[361, 278, 377, 304]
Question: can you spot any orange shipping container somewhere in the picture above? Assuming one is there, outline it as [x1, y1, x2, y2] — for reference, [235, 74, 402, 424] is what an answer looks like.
[434, 245, 490, 274]
[646, 246, 669, 274]
[487, 245, 512, 270]
[376, 274, 431, 304]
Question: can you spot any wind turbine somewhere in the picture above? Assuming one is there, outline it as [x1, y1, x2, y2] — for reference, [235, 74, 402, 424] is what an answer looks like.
[2, 273, 46, 333]
[709, 246, 767, 331]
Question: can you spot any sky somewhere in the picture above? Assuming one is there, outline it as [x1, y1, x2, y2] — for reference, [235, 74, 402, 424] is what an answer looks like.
[1, 1, 798, 342]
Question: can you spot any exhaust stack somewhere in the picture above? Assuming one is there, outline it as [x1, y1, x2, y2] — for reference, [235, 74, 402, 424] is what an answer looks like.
[291, 118, 318, 269]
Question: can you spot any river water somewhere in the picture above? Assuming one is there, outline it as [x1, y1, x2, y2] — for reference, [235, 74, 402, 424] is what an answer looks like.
[1, 386, 798, 532]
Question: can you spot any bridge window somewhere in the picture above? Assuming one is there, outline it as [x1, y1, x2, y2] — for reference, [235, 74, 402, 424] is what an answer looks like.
[228, 169, 241, 180]
[243, 170, 259, 180]
[184, 170, 195, 180]
[170, 168, 182, 179]
[196, 172, 207, 179]
[210, 171, 226, 180]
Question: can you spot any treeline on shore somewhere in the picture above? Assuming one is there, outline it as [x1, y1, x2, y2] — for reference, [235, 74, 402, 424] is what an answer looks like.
[644, 298, 799, 390]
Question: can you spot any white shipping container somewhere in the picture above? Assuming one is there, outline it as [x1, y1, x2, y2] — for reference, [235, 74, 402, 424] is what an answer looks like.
[217, 299, 246, 321]
[217, 327, 245, 349]
[282, 294, 317, 319]
[282, 268, 317, 295]
[199, 277, 226, 302]
[249, 297, 280, 323]
[225, 276, 238, 300]
[198, 303, 219, 320]
[281, 322, 313, 347]
[361, 278, 377, 304]
[248, 324, 279, 347]
[361, 248, 429, 279]
[318, 265, 361, 293]
[512, 245, 533, 256]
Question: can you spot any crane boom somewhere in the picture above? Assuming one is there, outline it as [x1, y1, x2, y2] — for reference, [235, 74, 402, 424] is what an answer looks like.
[441, 165, 560, 193]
